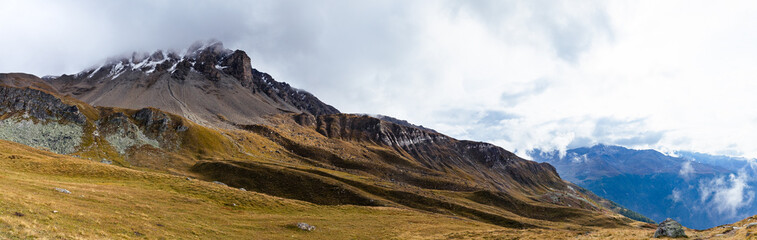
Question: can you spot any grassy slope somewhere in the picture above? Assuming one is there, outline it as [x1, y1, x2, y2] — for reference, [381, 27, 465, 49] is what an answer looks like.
[0, 140, 510, 239]
[14, 139, 743, 239]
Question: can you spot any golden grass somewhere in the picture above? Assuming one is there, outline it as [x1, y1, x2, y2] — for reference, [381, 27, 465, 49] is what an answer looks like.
[6, 139, 757, 239]
[0, 140, 511, 239]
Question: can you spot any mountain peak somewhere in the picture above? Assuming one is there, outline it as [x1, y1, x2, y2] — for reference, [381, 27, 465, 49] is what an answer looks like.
[185, 39, 230, 58]
[70, 40, 245, 82]
[47, 40, 339, 128]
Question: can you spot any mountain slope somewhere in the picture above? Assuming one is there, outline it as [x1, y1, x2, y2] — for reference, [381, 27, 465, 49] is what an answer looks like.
[0, 139, 511, 239]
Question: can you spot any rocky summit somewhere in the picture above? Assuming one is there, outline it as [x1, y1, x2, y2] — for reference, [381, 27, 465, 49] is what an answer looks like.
[46, 40, 338, 128]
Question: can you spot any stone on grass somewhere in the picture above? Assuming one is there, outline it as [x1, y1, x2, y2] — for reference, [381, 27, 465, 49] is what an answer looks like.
[297, 222, 316, 231]
[654, 218, 687, 238]
[54, 188, 71, 194]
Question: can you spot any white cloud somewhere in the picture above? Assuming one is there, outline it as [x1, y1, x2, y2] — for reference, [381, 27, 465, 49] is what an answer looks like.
[571, 154, 588, 164]
[698, 171, 755, 217]
[670, 189, 682, 203]
[680, 161, 694, 180]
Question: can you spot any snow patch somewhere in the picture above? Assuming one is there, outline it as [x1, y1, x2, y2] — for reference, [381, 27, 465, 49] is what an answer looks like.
[110, 61, 126, 80]
[168, 62, 178, 73]
[87, 64, 103, 78]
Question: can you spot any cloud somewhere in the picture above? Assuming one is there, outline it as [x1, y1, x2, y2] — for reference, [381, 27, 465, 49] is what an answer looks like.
[698, 171, 755, 217]
[591, 117, 666, 147]
[454, 0, 614, 62]
[500, 78, 551, 106]
[570, 154, 588, 164]
[477, 110, 520, 126]
[0, 1, 255, 75]
[679, 161, 694, 180]
[670, 189, 683, 203]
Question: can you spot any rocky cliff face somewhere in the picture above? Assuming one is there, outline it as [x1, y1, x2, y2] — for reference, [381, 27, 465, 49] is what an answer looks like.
[0, 85, 87, 154]
[294, 113, 567, 194]
[0, 86, 86, 124]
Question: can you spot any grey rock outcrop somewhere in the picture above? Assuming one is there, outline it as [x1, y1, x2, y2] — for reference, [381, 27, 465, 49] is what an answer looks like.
[654, 218, 687, 238]
[0, 86, 86, 124]
[0, 86, 88, 154]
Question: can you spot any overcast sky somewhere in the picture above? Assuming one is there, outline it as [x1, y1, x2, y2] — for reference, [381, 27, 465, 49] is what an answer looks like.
[2, 0, 757, 158]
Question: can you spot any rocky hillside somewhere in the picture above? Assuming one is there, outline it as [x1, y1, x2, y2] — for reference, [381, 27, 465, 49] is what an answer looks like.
[45, 40, 338, 128]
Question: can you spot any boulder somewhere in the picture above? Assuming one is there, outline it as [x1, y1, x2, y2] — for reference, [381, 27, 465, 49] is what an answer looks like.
[54, 188, 72, 194]
[297, 222, 316, 231]
[654, 218, 687, 238]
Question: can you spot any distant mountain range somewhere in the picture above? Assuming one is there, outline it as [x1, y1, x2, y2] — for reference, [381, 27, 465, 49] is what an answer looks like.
[531, 144, 757, 229]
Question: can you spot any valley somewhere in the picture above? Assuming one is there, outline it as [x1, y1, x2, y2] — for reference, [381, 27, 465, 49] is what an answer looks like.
[533, 144, 757, 230]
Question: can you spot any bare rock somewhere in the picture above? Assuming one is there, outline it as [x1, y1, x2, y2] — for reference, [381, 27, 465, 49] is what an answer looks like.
[297, 222, 316, 231]
[54, 188, 72, 194]
[654, 218, 687, 238]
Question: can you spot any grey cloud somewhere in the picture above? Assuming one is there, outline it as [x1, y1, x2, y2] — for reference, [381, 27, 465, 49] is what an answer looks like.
[477, 110, 520, 126]
[0, 1, 257, 75]
[428, 108, 521, 142]
[500, 78, 551, 106]
[613, 132, 665, 146]
[536, 2, 614, 62]
[451, 0, 614, 62]
[567, 136, 594, 149]
[592, 117, 666, 147]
